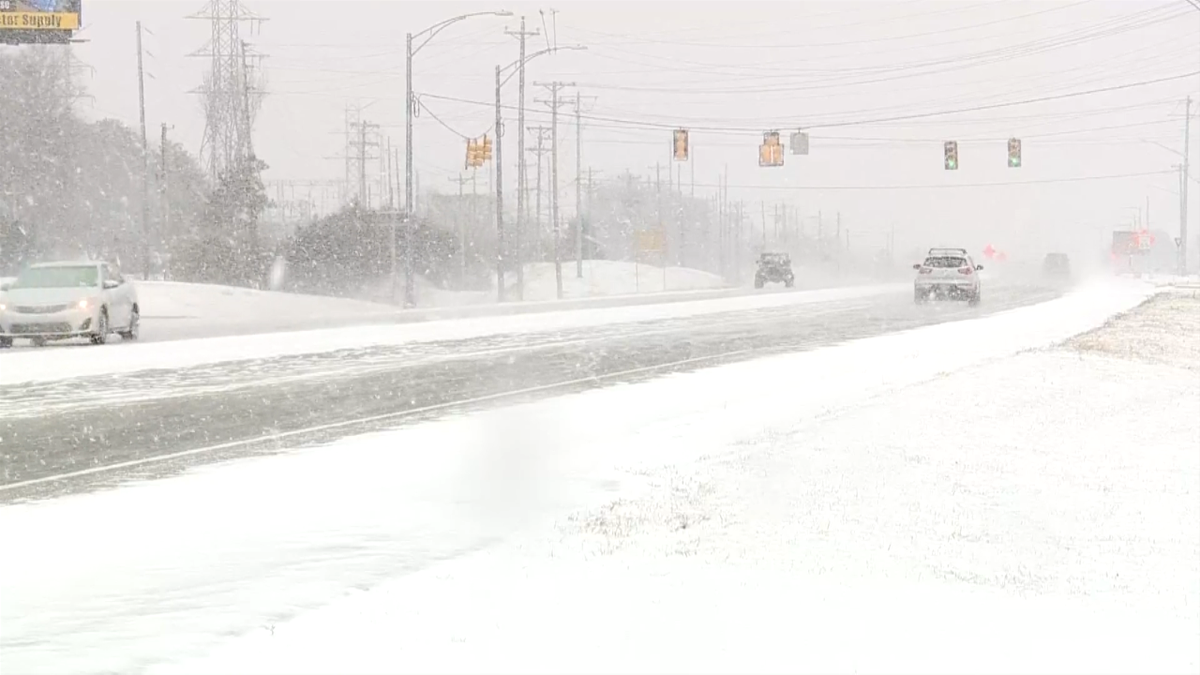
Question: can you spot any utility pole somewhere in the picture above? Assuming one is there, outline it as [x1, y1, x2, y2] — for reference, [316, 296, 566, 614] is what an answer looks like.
[136, 21, 150, 279]
[586, 167, 600, 260]
[536, 81, 574, 300]
[386, 137, 394, 209]
[403, 32, 417, 306]
[507, 18, 539, 296]
[677, 159, 686, 267]
[359, 121, 368, 205]
[761, 200, 767, 248]
[160, 123, 172, 278]
[654, 161, 666, 290]
[472, 168, 478, 276]
[690, 144, 695, 198]
[729, 199, 739, 283]
[573, 91, 586, 277]
[568, 92, 598, 276]
[449, 174, 471, 284]
[1182, 96, 1192, 275]
[527, 125, 551, 262]
[718, 167, 727, 277]
[495, 65, 506, 301]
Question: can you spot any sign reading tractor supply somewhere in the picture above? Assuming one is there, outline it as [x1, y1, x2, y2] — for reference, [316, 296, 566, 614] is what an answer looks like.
[1112, 230, 1153, 256]
[1, 0, 80, 43]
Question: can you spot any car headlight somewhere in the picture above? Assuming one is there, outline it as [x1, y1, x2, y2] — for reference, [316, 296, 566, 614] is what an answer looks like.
[0, 303, 6, 311]
[77, 299, 92, 310]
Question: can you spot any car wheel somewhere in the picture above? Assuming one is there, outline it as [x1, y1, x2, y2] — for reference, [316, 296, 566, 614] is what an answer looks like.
[119, 306, 140, 341]
[30, 337, 46, 348]
[914, 289, 927, 304]
[754, 277, 765, 289]
[90, 309, 109, 345]
[968, 291, 981, 306]
[784, 277, 795, 288]
[0, 336, 11, 349]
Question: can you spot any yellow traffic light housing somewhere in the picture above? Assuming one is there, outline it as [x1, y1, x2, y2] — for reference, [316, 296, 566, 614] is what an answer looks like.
[944, 140, 959, 170]
[673, 129, 689, 161]
[480, 135, 493, 162]
[759, 131, 784, 167]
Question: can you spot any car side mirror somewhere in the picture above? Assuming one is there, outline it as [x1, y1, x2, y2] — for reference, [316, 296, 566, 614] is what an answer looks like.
[912, 263, 922, 270]
[103, 279, 120, 289]
[975, 265, 984, 271]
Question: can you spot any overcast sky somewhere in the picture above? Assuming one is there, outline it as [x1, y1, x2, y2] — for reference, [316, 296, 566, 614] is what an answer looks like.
[38, 1, 1200, 259]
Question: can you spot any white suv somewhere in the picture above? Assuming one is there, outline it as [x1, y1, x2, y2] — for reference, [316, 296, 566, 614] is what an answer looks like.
[0, 261, 140, 347]
[913, 248, 983, 305]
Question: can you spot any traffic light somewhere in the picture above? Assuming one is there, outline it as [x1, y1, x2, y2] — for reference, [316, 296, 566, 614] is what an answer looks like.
[790, 130, 809, 155]
[673, 129, 689, 161]
[480, 135, 493, 162]
[759, 131, 784, 167]
[944, 140, 958, 170]
[1007, 137, 1021, 168]
[464, 138, 478, 169]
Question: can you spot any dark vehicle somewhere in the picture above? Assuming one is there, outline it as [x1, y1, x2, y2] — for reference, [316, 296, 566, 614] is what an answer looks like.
[1043, 252, 1071, 278]
[754, 252, 794, 288]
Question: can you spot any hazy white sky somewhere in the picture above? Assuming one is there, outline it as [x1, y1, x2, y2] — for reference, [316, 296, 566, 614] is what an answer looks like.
[29, 1, 1200, 259]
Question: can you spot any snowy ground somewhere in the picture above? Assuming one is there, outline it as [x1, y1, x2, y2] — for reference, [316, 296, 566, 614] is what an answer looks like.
[168, 283, 1197, 674]
[139, 280, 398, 325]
[514, 260, 727, 300]
[358, 260, 728, 307]
[3, 278, 1193, 675]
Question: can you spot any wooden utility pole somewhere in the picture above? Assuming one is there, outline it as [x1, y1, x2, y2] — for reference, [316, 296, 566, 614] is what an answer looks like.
[506, 18, 540, 298]
[1181, 96, 1192, 274]
[160, 123, 172, 279]
[526, 125, 551, 263]
[535, 81, 574, 299]
[136, 21, 150, 279]
[449, 174, 471, 284]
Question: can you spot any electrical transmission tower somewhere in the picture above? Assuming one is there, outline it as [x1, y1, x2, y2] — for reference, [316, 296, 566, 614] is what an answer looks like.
[347, 117, 382, 207]
[188, 0, 267, 183]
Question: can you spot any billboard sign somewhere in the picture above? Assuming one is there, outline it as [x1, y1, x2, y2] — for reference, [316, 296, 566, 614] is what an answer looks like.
[1111, 230, 1144, 256]
[1, 0, 81, 44]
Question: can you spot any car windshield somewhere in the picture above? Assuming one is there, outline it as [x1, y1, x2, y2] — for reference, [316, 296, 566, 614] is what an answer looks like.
[12, 266, 99, 289]
[923, 256, 967, 268]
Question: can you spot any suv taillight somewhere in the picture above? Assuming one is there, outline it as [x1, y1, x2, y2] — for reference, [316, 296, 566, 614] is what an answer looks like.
[957, 267, 973, 275]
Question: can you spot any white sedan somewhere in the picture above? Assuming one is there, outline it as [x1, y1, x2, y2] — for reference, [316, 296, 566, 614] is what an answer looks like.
[0, 261, 140, 347]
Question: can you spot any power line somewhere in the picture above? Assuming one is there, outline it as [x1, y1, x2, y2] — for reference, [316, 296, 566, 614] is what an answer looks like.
[413, 96, 485, 140]
[567, 2, 1175, 83]
[416, 69, 1200, 135]
[686, 170, 1176, 192]
[558, 0, 1041, 49]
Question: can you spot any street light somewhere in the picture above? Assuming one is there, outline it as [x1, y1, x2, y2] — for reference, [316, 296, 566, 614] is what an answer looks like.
[494, 45, 586, 302]
[402, 10, 511, 308]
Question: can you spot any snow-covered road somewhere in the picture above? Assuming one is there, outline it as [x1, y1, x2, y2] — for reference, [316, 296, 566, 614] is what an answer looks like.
[2, 278, 1194, 675]
[1, 281, 1059, 499]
